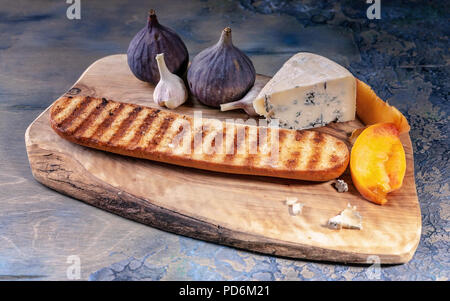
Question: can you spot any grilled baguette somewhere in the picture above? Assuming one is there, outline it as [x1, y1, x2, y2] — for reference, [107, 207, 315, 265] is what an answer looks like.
[49, 96, 349, 181]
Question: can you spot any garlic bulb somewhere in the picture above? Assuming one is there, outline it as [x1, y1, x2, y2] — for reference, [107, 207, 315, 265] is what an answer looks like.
[153, 53, 188, 109]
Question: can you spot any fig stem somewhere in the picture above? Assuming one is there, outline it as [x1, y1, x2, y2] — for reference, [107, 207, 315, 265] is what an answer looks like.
[148, 9, 159, 27]
[218, 27, 233, 46]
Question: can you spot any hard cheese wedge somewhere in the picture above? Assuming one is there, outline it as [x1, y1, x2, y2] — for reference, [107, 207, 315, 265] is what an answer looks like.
[253, 52, 356, 130]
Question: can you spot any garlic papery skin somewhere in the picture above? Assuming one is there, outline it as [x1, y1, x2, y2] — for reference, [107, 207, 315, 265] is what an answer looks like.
[153, 53, 188, 109]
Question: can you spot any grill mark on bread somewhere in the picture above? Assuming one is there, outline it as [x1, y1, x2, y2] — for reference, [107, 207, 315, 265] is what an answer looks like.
[201, 125, 221, 158]
[295, 130, 307, 142]
[58, 96, 94, 131]
[101, 105, 135, 143]
[136, 111, 165, 150]
[202, 124, 209, 140]
[245, 127, 258, 167]
[146, 115, 174, 151]
[173, 119, 187, 141]
[169, 120, 188, 151]
[256, 127, 260, 153]
[285, 151, 300, 169]
[235, 125, 246, 157]
[190, 121, 212, 155]
[312, 132, 325, 144]
[243, 127, 251, 164]
[208, 130, 223, 155]
[191, 126, 203, 154]
[198, 125, 211, 157]
[266, 127, 275, 160]
[278, 130, 287, 144]
[80, 102, 121, 139]
[284, 130, 307, 169]
[50, 102, 65, 119]
[170, 117, 192, 154]
[73, 98, 109, 138]
[330, 154, 339, 163]
[206, 121, 224, 153]
[232, 126, 238, 155]
[116, 107, 150, 146]
[108, 106, 142, 145]
[190, 128, 196, 154]
[90, 103, 125, 142]
[174, 122, 185, 137]
[276, 129, 287, 157]
[307, 131, 325, 170]
[223, 125, 236, 163]
[64, 97, 102, 134]
[127, 109, 160, 149]
[253, 127, 262, 166]
[52, 96, 83, 123]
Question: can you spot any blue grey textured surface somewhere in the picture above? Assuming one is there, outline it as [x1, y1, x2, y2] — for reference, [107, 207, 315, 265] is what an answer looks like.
[0, 0, 448, 280]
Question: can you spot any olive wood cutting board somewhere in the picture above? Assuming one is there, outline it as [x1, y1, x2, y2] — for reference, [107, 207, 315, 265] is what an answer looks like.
[25, 54, 421, 264]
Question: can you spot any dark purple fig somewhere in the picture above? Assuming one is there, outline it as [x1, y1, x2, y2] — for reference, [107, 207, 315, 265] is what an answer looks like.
[127, 9, 189, 85]
[187, 27, 256, 107]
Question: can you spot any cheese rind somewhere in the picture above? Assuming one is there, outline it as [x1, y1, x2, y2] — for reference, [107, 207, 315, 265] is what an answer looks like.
[253, 52, 356, 130]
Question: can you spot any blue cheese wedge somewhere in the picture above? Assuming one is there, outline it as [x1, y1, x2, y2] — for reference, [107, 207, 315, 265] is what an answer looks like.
[253, 52, 356, 130]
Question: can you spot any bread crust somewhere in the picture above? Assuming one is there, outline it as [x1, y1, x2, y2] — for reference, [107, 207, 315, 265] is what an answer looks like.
[50, 96, 349, 181]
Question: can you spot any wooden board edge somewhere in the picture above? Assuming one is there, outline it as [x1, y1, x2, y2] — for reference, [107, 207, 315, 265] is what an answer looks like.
[78, 54, 125, 80]
[399, 133, 422, 262]
[25, 132, 419, 264]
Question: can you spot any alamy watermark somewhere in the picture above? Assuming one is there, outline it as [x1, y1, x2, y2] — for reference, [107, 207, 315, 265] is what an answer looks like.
[66, 0, 380, 21]
[66, 255, 81, 280]
[366, 0, 381, 20]
[365, 255, 382, 280]
[66, 0, 81, 20]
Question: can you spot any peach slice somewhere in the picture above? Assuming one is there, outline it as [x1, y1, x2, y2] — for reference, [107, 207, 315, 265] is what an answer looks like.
[350, 123, 406, 205]
[356, 79, 410, 134]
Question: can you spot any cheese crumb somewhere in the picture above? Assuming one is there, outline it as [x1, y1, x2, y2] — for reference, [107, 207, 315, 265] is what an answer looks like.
[290, 203, 304, 216]
[285, 197, 304, 216]
[327, 203, 362, 230]
[334, 179, 348, 193]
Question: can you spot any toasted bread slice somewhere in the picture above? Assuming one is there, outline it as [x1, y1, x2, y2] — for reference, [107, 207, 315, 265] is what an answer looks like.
[49, 96, 349, 181]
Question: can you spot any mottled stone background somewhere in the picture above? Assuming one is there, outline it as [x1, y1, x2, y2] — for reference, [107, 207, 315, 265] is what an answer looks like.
[0, 0, 448, 280]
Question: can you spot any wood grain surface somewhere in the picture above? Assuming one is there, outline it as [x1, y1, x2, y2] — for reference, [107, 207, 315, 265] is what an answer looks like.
[25, 54, 421, 263]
